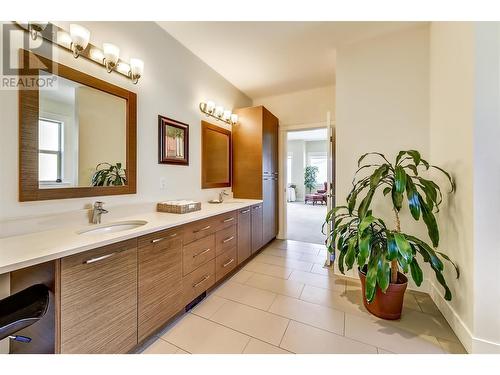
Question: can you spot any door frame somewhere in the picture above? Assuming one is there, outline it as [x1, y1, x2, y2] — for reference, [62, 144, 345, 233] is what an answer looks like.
[277, 115, 335, 241]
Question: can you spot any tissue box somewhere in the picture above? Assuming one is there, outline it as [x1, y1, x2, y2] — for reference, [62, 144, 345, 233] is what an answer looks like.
[157, 200, 201, 214]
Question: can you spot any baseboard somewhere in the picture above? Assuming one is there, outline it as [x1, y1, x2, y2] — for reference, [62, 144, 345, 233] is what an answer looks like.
[429, 281, 500, 354]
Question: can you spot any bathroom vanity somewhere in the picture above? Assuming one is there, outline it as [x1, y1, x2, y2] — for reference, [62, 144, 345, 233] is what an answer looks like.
[0, 200, 265, 353]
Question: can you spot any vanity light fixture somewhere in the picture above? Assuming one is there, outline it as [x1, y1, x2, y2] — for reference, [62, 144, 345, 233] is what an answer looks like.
[28, 21, 48, 40]
[129, 58, 144, 84]
[199, 100, 238, 125]
[15, 22, 145, 84]
[69, 24, 90, 58]
[103, 43, 120, 73]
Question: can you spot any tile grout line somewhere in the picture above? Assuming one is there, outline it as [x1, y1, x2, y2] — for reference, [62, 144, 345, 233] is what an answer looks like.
[278, 319, 291, 348]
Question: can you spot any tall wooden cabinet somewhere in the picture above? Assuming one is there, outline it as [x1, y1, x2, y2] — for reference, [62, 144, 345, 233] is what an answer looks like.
[233, 106, 279, 245]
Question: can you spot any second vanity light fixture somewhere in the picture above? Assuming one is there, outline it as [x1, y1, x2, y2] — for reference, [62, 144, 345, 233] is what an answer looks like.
[199, 101, 238, 125]
[17, 22, 144, 84]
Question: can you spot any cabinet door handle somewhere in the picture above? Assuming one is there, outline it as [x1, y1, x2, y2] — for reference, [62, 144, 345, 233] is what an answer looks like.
[223, 217, 234, 223]
[223, 258, 235, 268]
[222, 236, 235, 244]
[193, 248, 211, 258]
[253, 206, 261, 210]
[241, 209, 250, 214]
[193, 225, 211, 233]
[192, 274, 210, 288]
[151, 232, 177, 244]
[83, 252, 116, 264]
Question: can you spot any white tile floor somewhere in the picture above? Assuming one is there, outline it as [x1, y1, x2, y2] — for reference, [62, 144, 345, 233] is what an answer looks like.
[141, 239, 467, 354]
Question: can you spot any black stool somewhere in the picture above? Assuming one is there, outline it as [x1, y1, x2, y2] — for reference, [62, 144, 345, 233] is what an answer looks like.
[0, 284, 49, 343]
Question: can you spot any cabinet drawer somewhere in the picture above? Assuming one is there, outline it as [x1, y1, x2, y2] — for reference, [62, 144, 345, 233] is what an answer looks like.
[182, 234, 215, 276]
[60, 239, 138, 354]
[215, 247, 237, 282]
[213, 211, 238, 231]
[138, 227, 183, 249]
[183, 259, 215, 305]
[215, 224, 237, 256]
[183, 218, 216, 244]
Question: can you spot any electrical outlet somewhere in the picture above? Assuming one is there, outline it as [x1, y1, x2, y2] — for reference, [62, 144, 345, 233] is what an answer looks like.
[160, 177, 167, 190]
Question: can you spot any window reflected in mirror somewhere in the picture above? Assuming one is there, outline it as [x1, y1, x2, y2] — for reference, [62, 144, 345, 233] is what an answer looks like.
[38, 72, 127, 189]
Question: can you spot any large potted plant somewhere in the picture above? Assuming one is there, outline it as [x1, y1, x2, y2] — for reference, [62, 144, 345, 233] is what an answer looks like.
[325, 150, 459, 319]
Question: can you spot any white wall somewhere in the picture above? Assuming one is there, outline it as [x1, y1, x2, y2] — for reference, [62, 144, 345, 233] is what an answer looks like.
[254, 85, 335, 126]
[0, 22, 251, 232]
[287, 140, 306, 200]
[336, 24, 430, 242]
[428, 22, 475, 352]
[471, 22, 500, 353]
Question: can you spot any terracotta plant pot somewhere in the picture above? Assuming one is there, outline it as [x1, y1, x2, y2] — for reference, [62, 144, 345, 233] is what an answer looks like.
[358, 266, 408, 320]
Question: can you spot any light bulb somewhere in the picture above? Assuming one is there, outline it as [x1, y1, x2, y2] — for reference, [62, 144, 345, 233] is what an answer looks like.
[206, 101, 215, 114]
[215, 106, 224, 118]
[223, 110, 231, 121]
[230, 114, 238, 124]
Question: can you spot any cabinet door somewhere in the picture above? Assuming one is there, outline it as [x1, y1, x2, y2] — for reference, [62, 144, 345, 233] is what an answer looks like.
[263, 108, 279, 175]
[251, 204, 263, 253]
[237, 207, 252, 264]
[60, 239, 138, 354]
[138, 228, 183, 342]
[263, 178, 278, 244]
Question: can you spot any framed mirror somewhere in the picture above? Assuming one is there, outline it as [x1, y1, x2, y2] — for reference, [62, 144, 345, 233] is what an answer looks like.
[201, 121, 231, 189]
[19, 50, 136, 201]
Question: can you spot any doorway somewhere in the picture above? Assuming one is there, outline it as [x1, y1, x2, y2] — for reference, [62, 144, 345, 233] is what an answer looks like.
[284, 128, 330, 244]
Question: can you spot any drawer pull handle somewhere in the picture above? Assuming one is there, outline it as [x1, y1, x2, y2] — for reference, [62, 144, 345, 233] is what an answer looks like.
[193, 248, 211, 258]
[193, 225, 211, 233]
[222, 236, 235, 244]
[223, 217, 234, 223]
[192, 274, 210, 288]
[241, 209, 250, 214]
[84, 252, 116, 264]
[223, 258, 235, 268]
[254, 206, 261, 210]
[151, 233, 177, 243]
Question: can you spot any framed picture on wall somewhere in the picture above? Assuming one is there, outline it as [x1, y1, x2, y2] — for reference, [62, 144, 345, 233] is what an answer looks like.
[158, 115, 189, 165]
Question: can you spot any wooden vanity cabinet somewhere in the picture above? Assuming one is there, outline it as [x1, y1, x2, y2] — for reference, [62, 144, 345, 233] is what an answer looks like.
[59, 239, 138, 354]
[237, 207, 252, 264]
[137, 227, 183, 343]
[251, 204, 263, 253]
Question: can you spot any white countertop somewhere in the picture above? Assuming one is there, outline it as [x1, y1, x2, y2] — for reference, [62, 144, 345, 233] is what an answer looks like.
[0, 199, 262, 274]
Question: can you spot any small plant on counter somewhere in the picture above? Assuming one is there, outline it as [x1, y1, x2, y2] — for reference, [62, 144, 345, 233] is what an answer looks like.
[324, 150, 459, 319]
[91, 162, 127, 187]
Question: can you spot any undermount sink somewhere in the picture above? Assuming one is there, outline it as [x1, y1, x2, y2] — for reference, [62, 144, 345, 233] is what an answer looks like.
[77, 220, 148, 235]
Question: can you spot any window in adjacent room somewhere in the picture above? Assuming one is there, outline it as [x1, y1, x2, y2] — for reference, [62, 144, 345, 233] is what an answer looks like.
[287, 153, 293, 184]
[309, 152, 327, 185]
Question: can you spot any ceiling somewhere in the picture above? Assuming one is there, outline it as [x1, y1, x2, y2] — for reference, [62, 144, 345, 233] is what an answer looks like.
[287, 128, 327, 142]
[158, 21, 422, 99]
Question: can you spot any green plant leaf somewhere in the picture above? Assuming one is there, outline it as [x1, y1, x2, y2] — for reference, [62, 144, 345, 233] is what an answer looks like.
[406, 177, 421, 220]
[345, 237, 357, 270]
[358, 188, 375, 219]
[358, 152, 390, 167]
[395, 150, 407, 165]
[407, 150, 421, 166]
[394, 165, 407, 194]
[391, 185, 403, 211]
[365, 253, 379, 303]
[377, 254, 390, 293]
[370, 164, 389, 188]
[394, 232, 413, 262]
[432, 165, 456, 193]
[410, 258, 423, 286]
[358, 215, 376, 234]
[358, 232, 371, 266]
[419, 195, 439, 247]
[386, 232, 398, 260]
[383, 186, 391, 196]
[435, 251, 460, 278]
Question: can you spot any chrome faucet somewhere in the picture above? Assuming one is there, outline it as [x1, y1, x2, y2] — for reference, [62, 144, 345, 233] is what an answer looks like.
[219, 190, 229, 203]
[91, 201, 108, 224]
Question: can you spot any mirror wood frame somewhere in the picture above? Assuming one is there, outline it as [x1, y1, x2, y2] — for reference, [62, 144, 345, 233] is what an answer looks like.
[201, 121, 232, 189]
[18, 49, 137, 201]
